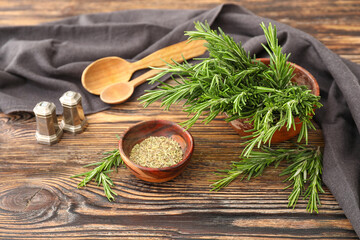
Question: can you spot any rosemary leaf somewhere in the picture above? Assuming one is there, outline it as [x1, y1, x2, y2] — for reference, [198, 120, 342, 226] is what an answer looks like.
[211, 145, 324, 213]
[71, 149, 124, 201]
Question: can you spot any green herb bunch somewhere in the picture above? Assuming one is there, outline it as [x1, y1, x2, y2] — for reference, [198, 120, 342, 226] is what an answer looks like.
[211, 145, 324, 213]
[139, 21, 322, 156]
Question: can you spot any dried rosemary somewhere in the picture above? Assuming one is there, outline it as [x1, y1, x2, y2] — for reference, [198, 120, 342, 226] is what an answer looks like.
[130, 136, 183, 168]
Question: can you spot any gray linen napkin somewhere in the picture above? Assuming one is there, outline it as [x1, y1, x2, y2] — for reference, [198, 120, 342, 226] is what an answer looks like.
[0, 4, 359, 237]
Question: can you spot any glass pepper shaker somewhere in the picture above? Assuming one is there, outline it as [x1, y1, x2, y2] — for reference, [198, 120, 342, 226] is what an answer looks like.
[59, 91, 87, 134]
[33, 101, 63, 145]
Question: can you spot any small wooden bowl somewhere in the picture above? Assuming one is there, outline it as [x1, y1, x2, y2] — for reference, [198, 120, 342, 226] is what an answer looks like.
[118, 120, 194, 183]
[228, 58, 320, 143]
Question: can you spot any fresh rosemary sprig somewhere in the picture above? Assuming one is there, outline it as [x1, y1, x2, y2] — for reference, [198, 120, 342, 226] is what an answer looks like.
[71, 149, 124, 201]
[211, 145, 324, 213]
[281, 146, 324, 213]
[260, 22, 294, 89]
[139, 21, 322, 157]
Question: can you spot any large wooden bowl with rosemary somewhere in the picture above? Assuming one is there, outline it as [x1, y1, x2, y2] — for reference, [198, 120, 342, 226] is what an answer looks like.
[228, 58, 320, 143]
[118, 120, 194, 183]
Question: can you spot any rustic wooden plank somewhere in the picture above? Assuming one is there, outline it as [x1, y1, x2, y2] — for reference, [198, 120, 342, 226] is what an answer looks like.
[0, 0, 359, 26]
[0, 0, 359, 238]
[0, 99, 358, 238]
[0, 178, 354, 239]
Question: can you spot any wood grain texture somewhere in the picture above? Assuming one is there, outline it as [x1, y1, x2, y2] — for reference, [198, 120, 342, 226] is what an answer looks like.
[0, 101, 357, 239]
[0, 0, 359, 239]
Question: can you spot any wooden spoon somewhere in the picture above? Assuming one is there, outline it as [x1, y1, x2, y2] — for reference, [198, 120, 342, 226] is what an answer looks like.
[100, 68, 163, 104]
[82, 40, 206, 95]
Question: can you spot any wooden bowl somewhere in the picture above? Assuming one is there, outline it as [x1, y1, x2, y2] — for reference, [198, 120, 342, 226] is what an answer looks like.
[228, 58, 320, 143]
[118, 120, 194, 183]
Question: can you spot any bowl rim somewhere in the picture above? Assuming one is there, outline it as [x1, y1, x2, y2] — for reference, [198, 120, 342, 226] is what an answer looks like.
[118, 119, 194, 171]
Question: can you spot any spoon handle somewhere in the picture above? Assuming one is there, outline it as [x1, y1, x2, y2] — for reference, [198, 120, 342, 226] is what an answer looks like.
[129, 69, 164, 87]
[131, 40, 207, 70]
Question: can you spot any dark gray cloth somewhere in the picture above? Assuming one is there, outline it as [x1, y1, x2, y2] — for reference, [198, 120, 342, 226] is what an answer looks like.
[0, 4, 359, 237]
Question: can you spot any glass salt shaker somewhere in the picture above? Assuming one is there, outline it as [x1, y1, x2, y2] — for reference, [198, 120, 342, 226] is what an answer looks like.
[33, 101, 63, 145]
[59, 91, 87, 134]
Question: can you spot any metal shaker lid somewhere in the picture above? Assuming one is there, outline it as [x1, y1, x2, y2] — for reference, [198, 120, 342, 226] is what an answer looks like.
[59, 91, 82, 106]
[33, 101, 56, 116]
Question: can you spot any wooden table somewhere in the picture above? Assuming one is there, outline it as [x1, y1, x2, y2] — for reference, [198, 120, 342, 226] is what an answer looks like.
[0, 0, 359, 239]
